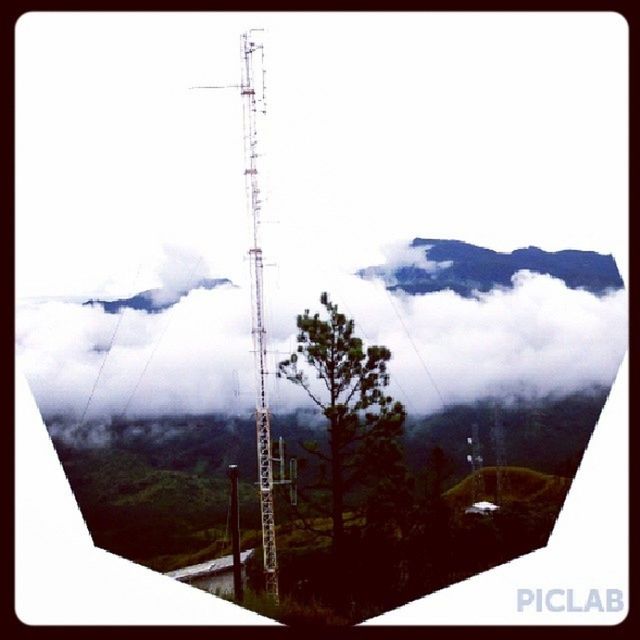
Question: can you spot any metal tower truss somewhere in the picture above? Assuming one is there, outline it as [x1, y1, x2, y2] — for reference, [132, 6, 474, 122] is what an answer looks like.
[240, 29, 279, 602]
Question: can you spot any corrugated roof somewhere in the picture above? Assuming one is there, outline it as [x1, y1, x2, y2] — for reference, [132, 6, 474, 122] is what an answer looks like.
[166, 549, 255, 582]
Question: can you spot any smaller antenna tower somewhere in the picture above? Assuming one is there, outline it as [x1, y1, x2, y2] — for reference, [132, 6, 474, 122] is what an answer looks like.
[466, 422, 485, 503]
[270, 436, 298, 507]
[492, 402, 508, 505]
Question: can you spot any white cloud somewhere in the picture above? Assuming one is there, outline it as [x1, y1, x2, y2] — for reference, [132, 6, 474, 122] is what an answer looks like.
[149, 243, 212, 305]
[358, 242, 454, 285]
[15, 264, 628, 419]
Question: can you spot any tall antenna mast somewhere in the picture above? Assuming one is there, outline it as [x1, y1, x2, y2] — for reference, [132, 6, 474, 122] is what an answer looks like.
[240, 29, 279, 602]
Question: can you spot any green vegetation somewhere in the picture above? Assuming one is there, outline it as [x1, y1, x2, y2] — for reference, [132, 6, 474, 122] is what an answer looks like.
[54, 438, 577, 624]
[444, 466, 570, 509]
[278, 292, 410, 569]
[56, 446, 260, 570]
[47, 383, 609, 625]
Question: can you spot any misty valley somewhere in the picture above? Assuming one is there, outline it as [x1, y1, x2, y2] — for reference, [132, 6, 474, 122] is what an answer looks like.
[45, 387, 608, 625]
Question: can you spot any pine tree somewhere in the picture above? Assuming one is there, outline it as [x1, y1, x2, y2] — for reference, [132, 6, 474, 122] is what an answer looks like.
[278, 292, 409, 566]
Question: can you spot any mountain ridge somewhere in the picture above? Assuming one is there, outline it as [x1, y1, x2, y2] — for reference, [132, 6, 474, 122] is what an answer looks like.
[358, 238, 624, 297]
[83, 277, 234, 314]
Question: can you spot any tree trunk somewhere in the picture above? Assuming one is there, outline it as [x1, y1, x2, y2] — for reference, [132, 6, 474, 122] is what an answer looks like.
[330, 415, 346, 608]
[330, 415, 344, 561]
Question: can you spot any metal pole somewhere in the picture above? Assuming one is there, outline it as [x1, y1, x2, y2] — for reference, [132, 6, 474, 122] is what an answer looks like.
[279, 436, 285, 483]
[228, 464, 243, 603]
[290, 458, 297, 506]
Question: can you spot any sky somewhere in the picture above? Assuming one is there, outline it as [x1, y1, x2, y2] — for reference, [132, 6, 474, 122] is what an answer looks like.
[15, 12, 629, 419]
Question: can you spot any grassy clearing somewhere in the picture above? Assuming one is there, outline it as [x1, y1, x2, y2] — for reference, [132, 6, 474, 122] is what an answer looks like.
[444, 466, 570, 509]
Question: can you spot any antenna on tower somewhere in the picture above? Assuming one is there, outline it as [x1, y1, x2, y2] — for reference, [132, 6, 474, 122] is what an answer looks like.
[492, 401, 508, 506]
[270, 436, 298, 506]
[467, 422, 485, 503]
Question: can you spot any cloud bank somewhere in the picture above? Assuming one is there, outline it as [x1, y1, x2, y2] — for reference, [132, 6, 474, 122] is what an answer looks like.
[16, 254, 627, 419]
[359, 243, 454, 284]
[149, 244, 213, 306]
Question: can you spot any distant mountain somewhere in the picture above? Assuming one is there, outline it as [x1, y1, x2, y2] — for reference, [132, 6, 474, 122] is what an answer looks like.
[358, 238, 624, 297]
[45, 388, 609, 490]
[83, 278, 234, 314]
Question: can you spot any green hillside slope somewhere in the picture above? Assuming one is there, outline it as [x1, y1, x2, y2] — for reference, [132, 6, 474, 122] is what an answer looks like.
[444, 466, 570, 509]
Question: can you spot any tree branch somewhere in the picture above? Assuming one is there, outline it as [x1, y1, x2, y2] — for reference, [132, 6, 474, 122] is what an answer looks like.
[298, 440, 331, 462]
[341, 380, 361, 407]
[337, 428, 371, 451]
[295, 376, 326, 409]
[294, 486, 333, 519]
[344, 467, 367, 490]
[284, 499, 333, 538]
[309, 359, 331, 393]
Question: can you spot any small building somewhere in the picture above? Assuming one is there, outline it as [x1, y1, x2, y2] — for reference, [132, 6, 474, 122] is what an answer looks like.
[165, 549, 255, 597]
[465, 500, 500, 516]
